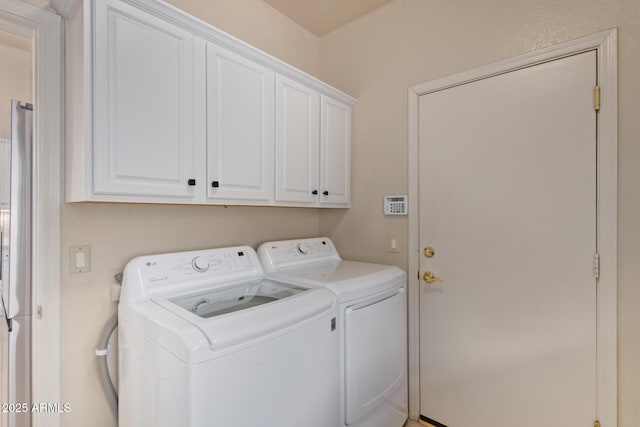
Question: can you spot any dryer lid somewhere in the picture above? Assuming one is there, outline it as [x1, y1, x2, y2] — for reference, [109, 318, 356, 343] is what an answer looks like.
[267, 260, 405, 302]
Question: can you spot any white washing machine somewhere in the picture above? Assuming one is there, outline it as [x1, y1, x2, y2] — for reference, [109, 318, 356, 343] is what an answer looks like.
[258, 237, 408, 427]
[118, 245, 340, 427]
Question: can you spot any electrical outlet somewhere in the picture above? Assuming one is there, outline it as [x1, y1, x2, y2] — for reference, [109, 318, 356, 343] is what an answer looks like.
[389, 236, 400, 253]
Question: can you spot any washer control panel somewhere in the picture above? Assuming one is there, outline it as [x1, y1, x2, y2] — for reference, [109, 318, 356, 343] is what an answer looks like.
[123, 246, 262, 302]
[191, 256, 210, 273]
[257, 237, 341, 272]
[296, 243, 310, 255]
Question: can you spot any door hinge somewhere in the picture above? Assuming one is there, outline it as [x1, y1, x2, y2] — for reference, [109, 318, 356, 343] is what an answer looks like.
[593, 253, 600, 279]
[594, 85, 601, 111]
[594, 420, 601, 427]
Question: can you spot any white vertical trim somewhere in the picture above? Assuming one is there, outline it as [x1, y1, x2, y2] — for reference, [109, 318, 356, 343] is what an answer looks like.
[407, 29, 618, 426]
[0, 2, 62, 427]
[595, 29, 618, 427]
[32, 14, 63, 427]
[407, 88, 420, 420]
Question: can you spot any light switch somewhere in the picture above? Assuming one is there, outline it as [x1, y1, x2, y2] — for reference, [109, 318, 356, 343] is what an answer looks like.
[70, 246, 91, 274]
[75, 251, 85, 268]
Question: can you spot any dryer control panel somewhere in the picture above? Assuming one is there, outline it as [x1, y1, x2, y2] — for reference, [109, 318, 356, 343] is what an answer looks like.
[257, 237, 341, 272]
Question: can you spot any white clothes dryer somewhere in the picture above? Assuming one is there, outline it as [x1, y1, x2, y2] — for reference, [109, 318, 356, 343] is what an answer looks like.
[118, 246, 339, 427]
[258, 237, 408, 427]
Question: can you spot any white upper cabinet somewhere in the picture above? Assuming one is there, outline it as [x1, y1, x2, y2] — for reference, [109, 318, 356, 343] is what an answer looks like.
[65, 0, 355, 207]
[321, 95, 351, 206]
[207, 43, 274, 203]
[275, 77, 352, 207]
[275, 74, 320, 204]
[67, 0, 205, 202]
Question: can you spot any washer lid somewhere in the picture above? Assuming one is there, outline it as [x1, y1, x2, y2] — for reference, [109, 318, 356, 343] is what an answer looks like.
[167, 279, 308, 319]
[152, 279, 336, 353]
[267, 260, 405, 302]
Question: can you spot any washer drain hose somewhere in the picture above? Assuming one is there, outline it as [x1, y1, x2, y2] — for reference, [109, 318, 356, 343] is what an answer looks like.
[96, 314, 118, 416]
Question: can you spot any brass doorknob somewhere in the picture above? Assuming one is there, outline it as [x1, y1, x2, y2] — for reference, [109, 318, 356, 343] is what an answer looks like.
[423, 246, 435, 258]
[423, 271, 443, 284]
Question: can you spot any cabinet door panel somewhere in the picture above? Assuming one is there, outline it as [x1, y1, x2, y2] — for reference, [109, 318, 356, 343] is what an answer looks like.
[93, 0, 197, 198]
[321, 95, 351, 206]
[275, 75, 319, 204]
[207, 43, 274, 202]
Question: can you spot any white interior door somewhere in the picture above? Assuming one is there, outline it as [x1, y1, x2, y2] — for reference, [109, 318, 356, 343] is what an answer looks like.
[418, 51, 597, 427]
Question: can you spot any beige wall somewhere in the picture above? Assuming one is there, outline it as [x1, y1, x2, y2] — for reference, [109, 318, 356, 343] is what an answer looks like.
[58, 2, 321, 425]
[318, 0, 640, 424]
[167, 0, 320, 74]
[0, 31, 31, 139]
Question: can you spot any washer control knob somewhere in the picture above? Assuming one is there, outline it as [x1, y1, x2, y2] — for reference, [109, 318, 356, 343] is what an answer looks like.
[191, 256, 210, 272]
[296, 243, 310, 255]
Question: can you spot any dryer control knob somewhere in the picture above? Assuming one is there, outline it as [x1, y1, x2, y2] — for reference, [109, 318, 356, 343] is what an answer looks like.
[191, 256, 210, 272]
[296, 243, 310, 255]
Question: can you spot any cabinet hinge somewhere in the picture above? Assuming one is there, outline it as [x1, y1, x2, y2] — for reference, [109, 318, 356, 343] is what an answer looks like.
[594, 420, 601, 427]
[594, 85, 601, 111]
[593, 253, 600, 279]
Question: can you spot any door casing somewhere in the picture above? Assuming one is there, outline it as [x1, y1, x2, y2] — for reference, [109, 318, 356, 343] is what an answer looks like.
[407, 29, 618, 426]
[0, 2, 62, 427]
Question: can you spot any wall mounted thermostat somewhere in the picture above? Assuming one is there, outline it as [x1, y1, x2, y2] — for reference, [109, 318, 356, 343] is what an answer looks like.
[384, 195, 408, 215]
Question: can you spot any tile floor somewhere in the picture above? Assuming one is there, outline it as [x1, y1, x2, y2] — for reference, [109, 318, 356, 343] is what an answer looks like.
[404, 420, 422, 427]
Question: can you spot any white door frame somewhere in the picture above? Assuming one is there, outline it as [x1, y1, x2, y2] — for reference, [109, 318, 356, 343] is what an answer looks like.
[0, 3, 62, 426]
[407, 29, 617, 426]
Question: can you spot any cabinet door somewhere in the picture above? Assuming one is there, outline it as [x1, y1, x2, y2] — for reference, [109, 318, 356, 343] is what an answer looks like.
[275, 75, 320, 204]
[93, 0, 200, 198]
[320, 95, 351, 206]
[207, 43, 274, 202]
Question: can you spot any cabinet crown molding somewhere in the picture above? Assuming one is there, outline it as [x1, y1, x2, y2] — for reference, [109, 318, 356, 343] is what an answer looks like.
[126, 0, 357, 106]
[59, 0, 357, 104]
[50, 0, 75, 16]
